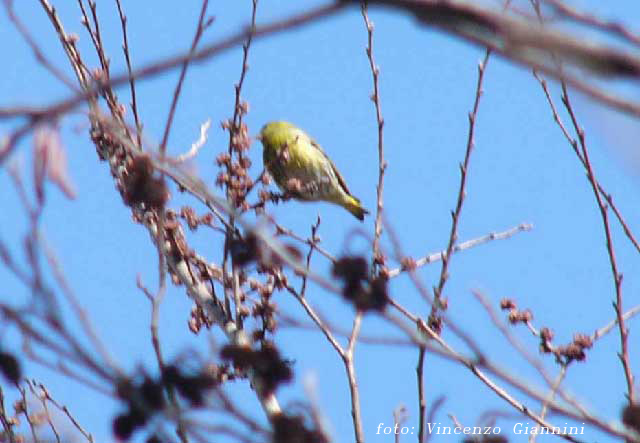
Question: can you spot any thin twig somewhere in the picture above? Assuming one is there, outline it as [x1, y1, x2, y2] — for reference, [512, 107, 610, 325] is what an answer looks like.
[593, 304, 640, 342]
[274, 221, 336, 263]
[152, 2, 210, 360]
[284, 285, 344, 357]
[3, 0, 77, 91]
[529, 365, 567, 443]
[424, 396, 445, 443]
[541, 0, 640, 47]
[0, 387, 17, 443]
[38, 0, 92, 91]
[159, 0, 211, 154]
[533, 71, 640, 255]
[361, 3, 386, 269]
[416, 346, 426, 443]
[39, 385, 94, 442]
[299, 217, 322, 297]
[42, 241, 118, 373]
[115, 0, 143, 148]
[432, 50, 490, 314]
[77, 0, 125, 127]
[222, 0, 259, 331]
[137, 275, 189, 443]
[393, 406, 408, 443]
[561, 85, 634, 404]
[344, 313, 364, 443]
[386, 223, 532, 278]
[18, 387, 39, 443]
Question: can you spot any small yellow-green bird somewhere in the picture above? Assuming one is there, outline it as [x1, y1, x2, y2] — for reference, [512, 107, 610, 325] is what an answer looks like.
[258, 121, 369, 221]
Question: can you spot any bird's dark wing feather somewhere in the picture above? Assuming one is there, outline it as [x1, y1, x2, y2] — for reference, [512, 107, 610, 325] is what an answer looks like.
[310, 139, 354, 197]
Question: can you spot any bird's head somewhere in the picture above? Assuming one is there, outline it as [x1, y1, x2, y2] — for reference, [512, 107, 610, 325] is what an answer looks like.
[258, 121, 297, 150]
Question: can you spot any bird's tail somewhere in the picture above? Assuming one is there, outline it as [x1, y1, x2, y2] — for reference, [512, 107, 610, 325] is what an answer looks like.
[343, 196, 369, 221]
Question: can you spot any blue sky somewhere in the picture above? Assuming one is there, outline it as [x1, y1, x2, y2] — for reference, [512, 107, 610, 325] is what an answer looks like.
[1, 1, 640, 442]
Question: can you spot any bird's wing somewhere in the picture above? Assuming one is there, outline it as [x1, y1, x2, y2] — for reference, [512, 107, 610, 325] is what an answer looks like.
[310, 138, 353, 196]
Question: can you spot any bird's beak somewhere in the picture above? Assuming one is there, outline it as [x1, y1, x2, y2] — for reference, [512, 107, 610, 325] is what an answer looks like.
[254, 134, 263, 142]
